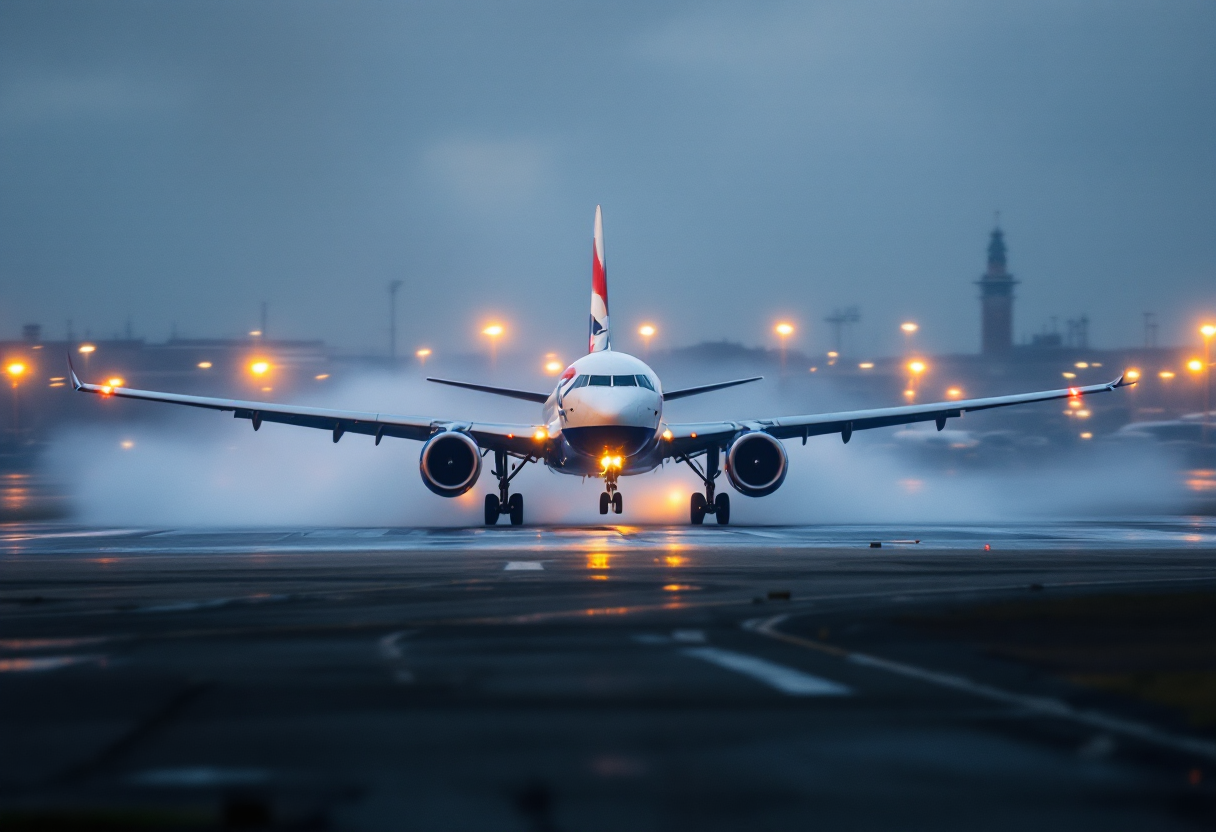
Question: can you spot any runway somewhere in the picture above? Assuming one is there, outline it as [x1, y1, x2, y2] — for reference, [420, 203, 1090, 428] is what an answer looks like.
[2, 520, 1214, 830]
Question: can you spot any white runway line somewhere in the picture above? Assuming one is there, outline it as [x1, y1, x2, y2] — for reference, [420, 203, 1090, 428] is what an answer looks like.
[753, 615, 1216, 762]
[682, 647, 852, 696]
[504, 561, 544, 570]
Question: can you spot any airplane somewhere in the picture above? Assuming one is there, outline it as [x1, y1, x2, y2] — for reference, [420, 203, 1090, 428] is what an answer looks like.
[69, 206, 1132, 526]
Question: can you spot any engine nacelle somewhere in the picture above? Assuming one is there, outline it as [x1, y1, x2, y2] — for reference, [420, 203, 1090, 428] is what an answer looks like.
[419, 431, 482, 497]
[725, 431, 788, 497]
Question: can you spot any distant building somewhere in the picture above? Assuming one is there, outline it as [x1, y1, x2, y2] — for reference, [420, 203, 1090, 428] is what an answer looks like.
[977, 224, 1017, 355]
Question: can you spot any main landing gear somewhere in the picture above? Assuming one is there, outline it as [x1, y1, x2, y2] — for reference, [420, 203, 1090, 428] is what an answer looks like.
[485, 450, 533, 526]
[599, 460, 623, 515]
[679, 446, 730, 525]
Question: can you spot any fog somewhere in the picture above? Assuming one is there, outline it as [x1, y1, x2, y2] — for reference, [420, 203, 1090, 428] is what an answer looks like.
[46, 371, 1188, 527]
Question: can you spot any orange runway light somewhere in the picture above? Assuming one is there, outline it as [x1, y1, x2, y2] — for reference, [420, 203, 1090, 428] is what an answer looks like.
[827, 351, 838, 358]
[662, 429, 673, 441]
[197, 361, 212, 369]
[907, 360, 926, 375]
[903, 389, 915, 398]
[249, 361, 270, 376]
[1069, 399, 1083, 409]
[533, 429, 547, 441]
[6, 362, 26, 378]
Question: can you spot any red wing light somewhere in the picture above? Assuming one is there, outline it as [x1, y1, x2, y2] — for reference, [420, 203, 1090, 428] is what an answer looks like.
[1068, 387, 1079, 397]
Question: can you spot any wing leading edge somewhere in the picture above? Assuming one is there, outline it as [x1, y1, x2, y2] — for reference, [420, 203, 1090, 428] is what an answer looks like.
[663, 375, 1132, 454]
[67, 360, 544, 454]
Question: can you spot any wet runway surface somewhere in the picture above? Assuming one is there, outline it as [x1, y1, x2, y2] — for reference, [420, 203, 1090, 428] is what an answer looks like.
[2, 520, 1215, 830]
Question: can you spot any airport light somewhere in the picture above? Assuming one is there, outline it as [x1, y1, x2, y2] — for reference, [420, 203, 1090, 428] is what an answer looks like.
[1080, 432, 1093, 440]
[859, 362, 874, 370]
[482, 324, 504, 338]
[197, 361, 212, 369]
[903, 389, 915, 399]
[249, 330, 263, 338]
[1201, 324, 1216, 339]
[900, 322, 918, 334]
[638, 324, 656, 339]
[415, 348, 432, 365]
[120, 440, 135, 450]
[1075, 362, 1089, 369]
[775, 323, 794, 338]
[482, 324, 504, 368]
[543, 355, 563, 375]
[1062, 372, 1076, 379]
[1201, 325, 1215, 445]
[6, 362, 26, 379]
[249, 361, 270, 377]
[908, 360, 926, 375]
[1159, 370, 1175, 380]
[78, 344, 95, 355]
[946, 387, 962, 399]
[1125, 369, 1141, 382]
[1187, 359, 1204, 373]
[315, 374, 330, 381]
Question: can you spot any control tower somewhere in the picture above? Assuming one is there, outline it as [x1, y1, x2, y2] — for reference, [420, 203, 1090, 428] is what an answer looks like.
[976, 223, 1017, 355]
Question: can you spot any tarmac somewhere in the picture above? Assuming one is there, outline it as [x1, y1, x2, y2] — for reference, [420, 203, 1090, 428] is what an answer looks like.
[2, 520, 1214, 830]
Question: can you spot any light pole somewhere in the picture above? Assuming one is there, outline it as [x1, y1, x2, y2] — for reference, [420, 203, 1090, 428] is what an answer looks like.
[389, 280, 404, 361]
[1202, 324, 1215, 446]
[483, 324, 504, 370]
[775, 323, 794, 377]
[638, 324, 656, 356]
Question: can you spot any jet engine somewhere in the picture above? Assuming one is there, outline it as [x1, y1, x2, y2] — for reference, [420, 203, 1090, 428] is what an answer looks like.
[419, 431, 482, 497]
[725, 431, 788, 497]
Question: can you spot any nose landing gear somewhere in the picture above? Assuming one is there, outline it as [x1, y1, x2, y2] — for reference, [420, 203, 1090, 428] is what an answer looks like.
[485, 450, 533, 526]
[679, 446, 730, 525]
[599, 465, 623, 515]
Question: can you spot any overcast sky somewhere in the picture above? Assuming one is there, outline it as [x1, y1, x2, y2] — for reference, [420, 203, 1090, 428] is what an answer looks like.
[2, 1, 1213, 361]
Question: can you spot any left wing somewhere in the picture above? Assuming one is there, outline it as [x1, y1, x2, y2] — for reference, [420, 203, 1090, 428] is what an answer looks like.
[68, 362, 546, 455]
[663, 375, 1132, 455]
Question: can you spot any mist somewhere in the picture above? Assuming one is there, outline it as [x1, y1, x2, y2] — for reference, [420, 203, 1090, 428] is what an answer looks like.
[45, 371, 1189, 528]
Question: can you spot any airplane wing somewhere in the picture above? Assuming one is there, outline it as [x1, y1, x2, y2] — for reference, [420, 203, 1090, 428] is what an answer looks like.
[663, 376, 763, 401]
[68, 363, 546, 455]
[663, 375, 1132, 456]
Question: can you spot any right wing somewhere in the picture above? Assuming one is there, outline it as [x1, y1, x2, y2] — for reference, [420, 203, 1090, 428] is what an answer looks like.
[663, 376, 763, 401]
[426, 377, 551, 404]
[663, 375, 1132, 455]
[68, 362, 547, 455]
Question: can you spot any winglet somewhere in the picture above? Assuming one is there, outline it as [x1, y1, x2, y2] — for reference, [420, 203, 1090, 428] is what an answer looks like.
[1111, 373, 1133, 389]
[66, 354, 83, 391]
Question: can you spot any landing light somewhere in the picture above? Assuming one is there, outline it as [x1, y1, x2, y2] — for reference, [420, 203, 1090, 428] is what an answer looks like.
[533, 429, 547, 441]
[662, 429, 673, 441]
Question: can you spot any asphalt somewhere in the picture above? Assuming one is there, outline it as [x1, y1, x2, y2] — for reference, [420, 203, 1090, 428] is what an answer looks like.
[1, 520, 1215, 831]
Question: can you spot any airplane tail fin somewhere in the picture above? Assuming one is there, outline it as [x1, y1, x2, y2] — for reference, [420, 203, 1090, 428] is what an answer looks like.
[589, 205, 610, 353]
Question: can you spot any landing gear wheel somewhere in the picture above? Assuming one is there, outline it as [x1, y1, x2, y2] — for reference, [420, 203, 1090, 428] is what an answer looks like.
[690, 492, 707, 525]
[714, 492, 730, 525]
[484, 493, 500, 525]
[612, 492, 623, 515]
[508, 493, 524, 526]
[599, 492, 610, 515]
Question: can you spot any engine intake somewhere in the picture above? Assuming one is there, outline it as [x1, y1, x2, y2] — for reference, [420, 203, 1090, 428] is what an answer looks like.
[419, 431, 482, 497]
[725, 431, 788, 497]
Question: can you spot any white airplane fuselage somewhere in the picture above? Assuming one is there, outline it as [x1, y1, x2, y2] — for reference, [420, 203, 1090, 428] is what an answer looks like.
[540, 349, 665, 477]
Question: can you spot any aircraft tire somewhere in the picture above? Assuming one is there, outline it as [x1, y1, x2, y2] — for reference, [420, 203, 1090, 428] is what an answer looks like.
[508, 493, 524, 526]
[690, 492, 707, 525]
[484, 494, 500, 525]
[714, 493, 730, 525]
[612, 492, 623, 514]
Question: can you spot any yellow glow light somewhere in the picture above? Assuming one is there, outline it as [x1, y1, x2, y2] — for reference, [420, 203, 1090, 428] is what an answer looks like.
[533, 429, 547, 441]
[106, 377, 124, 387]
[587, 553, 610, 570]
[78, 344, 96, 354]
[601, 455, 612, 469]
[1080, 432, 1093, 440]
[662, 429, 673, 441]
[690, 432, 697, 438]
[903, 389, 915, 398]
[315, 374, 330, 380]
[1201, 324, 1216, 338]
[1187, 359, 1204, 372]
[261, 386, 272, 392]
[1159, 370, 1175, 380]
[1125, 369, 1140, 381]
[100, 386, 112, 395]
[416, 348, 432, 359]
[482, 324, 504, 338]
[638, 324, 656, 338]
[664, 555, 685, 567]
[249, 330, 262, 337]
[1069, 399, 1083, 408]
[827, 351, 838, 358]
[1076, 410, 1090, 418]
[900, 322, 918, 334]
[6, 362, 26, 378]
[1062, 372, 1076, 379]
[613, 456, 622, 467]
[197, 361, 212, 369]
[1075, 362, 1089, 368]
[49, 382, 64, 388]
[250, 361, 270, 376]
[544, 360, 563, 374]
[908, 360, 926, 374]
[946, 388, 962, 399]
[120, 440, 134, 450]
[775, 323, 794, 337]
[859, 362, 874, 370]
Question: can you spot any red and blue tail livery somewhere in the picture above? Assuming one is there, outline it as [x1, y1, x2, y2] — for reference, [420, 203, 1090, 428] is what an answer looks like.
[589, 205, 610, 353]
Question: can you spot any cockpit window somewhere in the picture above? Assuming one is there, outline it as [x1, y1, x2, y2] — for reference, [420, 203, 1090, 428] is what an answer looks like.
[635, 375, 655, 391]
[588, 375, 612, 386]
[612, 375, 637, 386]
[566, 374, 589, 390]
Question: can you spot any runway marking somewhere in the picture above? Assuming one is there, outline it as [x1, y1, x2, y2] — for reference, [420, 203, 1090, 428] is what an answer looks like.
[683, 647, 851, 696]
[504, 561, 544, 570]
[751, 614, 1216, 762]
